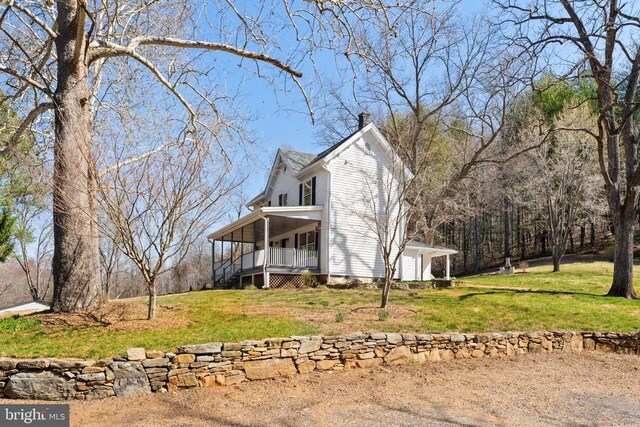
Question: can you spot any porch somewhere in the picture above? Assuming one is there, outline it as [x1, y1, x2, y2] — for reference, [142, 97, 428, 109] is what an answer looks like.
[208, 206, 324, 288]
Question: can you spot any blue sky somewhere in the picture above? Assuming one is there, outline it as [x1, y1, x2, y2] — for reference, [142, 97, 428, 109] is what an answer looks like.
[233, 0, 489, 210]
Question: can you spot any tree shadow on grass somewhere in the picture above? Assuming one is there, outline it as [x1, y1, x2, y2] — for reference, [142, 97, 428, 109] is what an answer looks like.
[457, 288, 607, 301]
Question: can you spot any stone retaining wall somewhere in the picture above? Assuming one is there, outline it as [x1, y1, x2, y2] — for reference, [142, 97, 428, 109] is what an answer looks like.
[1, 330, 638, 401]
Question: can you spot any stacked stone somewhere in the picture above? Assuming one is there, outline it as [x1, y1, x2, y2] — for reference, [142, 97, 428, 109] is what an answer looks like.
[125, 348, 170, 393]
[1, 330, 638, 401]
[0, 357, 116, 400]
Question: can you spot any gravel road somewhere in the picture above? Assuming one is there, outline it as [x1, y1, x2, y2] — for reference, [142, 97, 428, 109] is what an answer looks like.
[5, 351, 639, 426]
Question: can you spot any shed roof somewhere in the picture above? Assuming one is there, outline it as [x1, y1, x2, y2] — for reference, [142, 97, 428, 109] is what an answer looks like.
[405, 240, 458, 255]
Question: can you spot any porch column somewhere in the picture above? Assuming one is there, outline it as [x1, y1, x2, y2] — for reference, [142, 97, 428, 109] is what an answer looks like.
[240, 226, 244, 272]
[445, 254, 451, 280]
[229, 231, 234, 270]
[211, 239, 216, 288]
[222, 234, 226, 284]
[316, 225, 321, 271]
[263, 216, 270, 288]
[253, 221, 257, 268]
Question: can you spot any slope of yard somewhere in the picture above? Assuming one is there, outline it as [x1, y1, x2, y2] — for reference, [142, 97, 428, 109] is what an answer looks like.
[1, 260, 638, 359]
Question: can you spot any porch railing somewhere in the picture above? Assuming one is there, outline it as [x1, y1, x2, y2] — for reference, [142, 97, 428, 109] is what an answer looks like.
[216, 248, 318, 282]
[269, 247, 318, 269]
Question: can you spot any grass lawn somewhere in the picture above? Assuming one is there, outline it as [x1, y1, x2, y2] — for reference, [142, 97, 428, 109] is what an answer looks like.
[1, 260, 639, 359]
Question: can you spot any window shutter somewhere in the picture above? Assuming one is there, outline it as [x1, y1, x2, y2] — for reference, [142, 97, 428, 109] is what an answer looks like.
[268, 200, 271, 207]
[311, 177, 316, 205]
[299, 183, 303, 205]
[278, 194, 282, 206]
[294, 233, 298, 249]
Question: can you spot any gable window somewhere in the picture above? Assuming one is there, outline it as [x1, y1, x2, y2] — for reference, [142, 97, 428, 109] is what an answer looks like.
[299, 231, 316, 251]
[278, 193, 288, 206]
[303, 181, 312, 205]
[298, 176, 316, 206]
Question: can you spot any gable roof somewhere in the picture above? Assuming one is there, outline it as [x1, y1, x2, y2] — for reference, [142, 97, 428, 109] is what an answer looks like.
[248, 123, 410, 206]
[299, 128, 361, 170]
[279, 149, 317, 173]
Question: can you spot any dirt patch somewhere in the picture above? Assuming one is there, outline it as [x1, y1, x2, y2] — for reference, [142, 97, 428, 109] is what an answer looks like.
[26, 351, 640, 426]
[250, 303, 417, 335]
[36, 301, 191, 332]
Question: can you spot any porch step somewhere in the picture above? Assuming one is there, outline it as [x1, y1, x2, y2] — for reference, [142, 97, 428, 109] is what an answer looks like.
[212, 272, 241, 289]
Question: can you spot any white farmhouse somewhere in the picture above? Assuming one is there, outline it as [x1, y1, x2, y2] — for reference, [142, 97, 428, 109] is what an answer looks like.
[208, 115, 456, 288]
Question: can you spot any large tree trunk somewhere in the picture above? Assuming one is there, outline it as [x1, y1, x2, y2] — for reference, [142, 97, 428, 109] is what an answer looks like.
[608, 209, 638, 299]
[51, 1, 102, 312]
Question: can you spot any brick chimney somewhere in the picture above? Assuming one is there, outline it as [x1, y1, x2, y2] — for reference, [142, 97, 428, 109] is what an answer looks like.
[358, 112, 370, 130]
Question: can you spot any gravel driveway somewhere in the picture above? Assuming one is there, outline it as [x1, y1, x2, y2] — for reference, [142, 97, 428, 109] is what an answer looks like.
[18, 352, 640, 426]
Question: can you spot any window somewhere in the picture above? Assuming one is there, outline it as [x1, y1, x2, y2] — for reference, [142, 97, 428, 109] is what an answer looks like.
[303, 180, 312, 205]
[299, 231, 316, 251]
[278, 193, 288, 206]
[299, 177, 316, 205]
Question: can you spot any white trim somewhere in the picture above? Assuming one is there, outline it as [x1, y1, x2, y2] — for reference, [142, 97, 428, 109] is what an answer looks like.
[297, 124, 413, 180]
[323, 165, 332, 280]
[405, 243, 457, 256]
[207, 206, 324, 240]
[246, 193, 267, 207]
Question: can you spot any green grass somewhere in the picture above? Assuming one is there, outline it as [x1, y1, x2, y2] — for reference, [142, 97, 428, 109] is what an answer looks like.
[1, 260, 638, 359]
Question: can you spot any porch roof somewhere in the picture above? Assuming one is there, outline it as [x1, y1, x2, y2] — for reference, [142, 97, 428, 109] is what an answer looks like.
[207, 206, 323, 242]
[405, 240, 458, 257]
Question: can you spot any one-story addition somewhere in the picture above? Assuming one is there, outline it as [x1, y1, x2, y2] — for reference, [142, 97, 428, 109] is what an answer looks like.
[208, 115, 457, 288]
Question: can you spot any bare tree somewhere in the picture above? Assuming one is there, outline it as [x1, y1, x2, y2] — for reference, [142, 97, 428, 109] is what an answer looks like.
[97, 125, 241, 319]
[99, 231, 124, 299]
[170, 237, 212, 293]
[515, 105, 602, 271]
[6, 129, 53, 302]
[353, 155, 416, 308]
[494, 0, 640, 297]
[13, 216, 53, 302]
[1, 0, 409, 312]
[321, 1, 530, 245]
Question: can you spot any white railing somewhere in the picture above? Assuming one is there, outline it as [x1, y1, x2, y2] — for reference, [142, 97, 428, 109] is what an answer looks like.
[215, 248, 318, 284]
[269, 247, 318, 269]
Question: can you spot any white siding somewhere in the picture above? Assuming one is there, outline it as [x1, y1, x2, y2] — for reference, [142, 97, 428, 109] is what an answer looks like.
[268, 165, 300, 207]
[423, 255, 433, 280]
[267, 163, 327, 208]
[401, 249, 419, 281]
[327, 131, 403, 279]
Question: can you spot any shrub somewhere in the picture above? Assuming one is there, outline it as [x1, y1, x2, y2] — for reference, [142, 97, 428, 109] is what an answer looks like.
[378, 310, 389, 321]
[244, 284, 258, 290]
[335, 312, 345, 323]
[300, 271, 318, 288]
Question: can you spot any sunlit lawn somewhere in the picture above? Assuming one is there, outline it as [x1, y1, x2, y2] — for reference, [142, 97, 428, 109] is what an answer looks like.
[1, 260, 638, 359]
